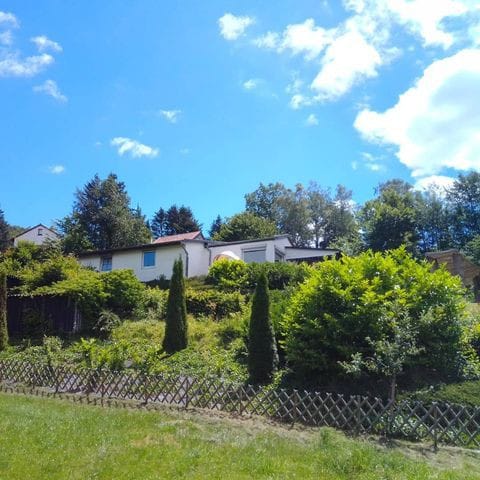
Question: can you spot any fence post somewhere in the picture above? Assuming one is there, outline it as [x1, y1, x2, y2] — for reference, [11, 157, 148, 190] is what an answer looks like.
[433, 402, 439, 452]
[185, 377, 191, 409]
[354, 395, 361, 436]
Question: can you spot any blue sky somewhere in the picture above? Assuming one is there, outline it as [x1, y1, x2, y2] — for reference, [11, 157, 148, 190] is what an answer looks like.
[1, 1, 480, 231]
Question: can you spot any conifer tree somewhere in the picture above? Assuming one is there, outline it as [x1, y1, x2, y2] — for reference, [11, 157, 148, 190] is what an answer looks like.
[0, 269, 8, 352]
[0, 208, 9, 252]
[162, 258, 188, 353]
[248, 272, 278, 384]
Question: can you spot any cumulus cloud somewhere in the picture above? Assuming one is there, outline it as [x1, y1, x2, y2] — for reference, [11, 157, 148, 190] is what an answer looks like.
[305, 113, 319, 126]
[354, 49, 480, 177]
[250, 0, 480, 104]
[111, 137, 159, 158]
[33, 79, 67, 102]
[243, 78, 258, 90]
[49, 165, 65, 174]
[31, 35, 62, 53]
[414, 175, 455, 192]
[0, 53, 54, 77]
[159, 109, 181, 123]
[0, 12, 60, 78]
[0, 11, 18, 27]
[218, 13, 255, 40]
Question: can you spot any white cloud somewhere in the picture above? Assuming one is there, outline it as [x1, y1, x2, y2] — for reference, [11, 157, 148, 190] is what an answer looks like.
[31, 35, 62, 53]
[361, 152, 384, 171]
[0, 30, 13, 46]
[253, 31, 279, 49]
[0, 53, 54, 77]
[159, 109, 181, 123]
[354, 48, 480, 177]
[33, 79, 67, 102]
[243, 78, 258, 90]
[414, 175, 455, 192]
[49, 165, 65, 174]
[249, 0, 480, 104]
[111, 137, 159, 158]
[305, 113, 319, 126]
[0, 11, 18, 27]
[218, 13, 255, 40]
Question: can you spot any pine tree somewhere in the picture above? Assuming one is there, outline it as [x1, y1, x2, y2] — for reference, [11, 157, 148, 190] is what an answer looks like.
[151, 208, 168, 238]
[0, 207, 10, 252]
[0, 269, 8, 352]
[209, 215, 223, 238]
[248, 272, 278, 384]
[162, 258, 188, 353]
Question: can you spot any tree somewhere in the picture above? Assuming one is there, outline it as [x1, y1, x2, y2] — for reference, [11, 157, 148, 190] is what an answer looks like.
[245, 182, 288, 224]
[58, 174, 151, 253]
[151, 208, 167, 238]
[213, 212, 277, 242]
[447, 172, 480, 247]
[0, 207, 9, 252]
[208, 215, 223, 239]
[0, 268, 8, 351]
[153, 205, 201, 237]
[360, 180, 420, 252]
[341, 305, 422, 402]
[163, 258, 188, 353]
[248, 272, 278, 384]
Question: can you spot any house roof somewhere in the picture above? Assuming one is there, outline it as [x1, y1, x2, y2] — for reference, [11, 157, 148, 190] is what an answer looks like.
[12, 223, 58, 239]
[208, 234, 291, 247]
[153, 231, 203, 244]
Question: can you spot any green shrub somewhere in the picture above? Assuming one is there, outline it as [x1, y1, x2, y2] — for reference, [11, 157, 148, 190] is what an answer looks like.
[134, 287, 168, 321]
[283, 248, 468, 386]
[186, 289, 245, 319]
[93, 310, 122, 339]
[206, 259, 311, 292]
[101, 269, 145, 318]
[206, 259, 249, 291]
[163, 258, 188, 354]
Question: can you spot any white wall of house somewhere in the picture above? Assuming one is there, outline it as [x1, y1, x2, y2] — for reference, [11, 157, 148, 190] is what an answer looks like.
[183, 241, 210, 277]
[14, 226, 59, 246]
[208, 236, 292, 264]
[79, 244, 188, 282]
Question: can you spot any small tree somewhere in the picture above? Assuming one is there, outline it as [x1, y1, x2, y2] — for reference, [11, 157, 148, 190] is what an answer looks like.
[248, 272, 278, 384]
[340, 306, 423, 402]
[0, 268, 8, 351]
[162, 258, 188, 353]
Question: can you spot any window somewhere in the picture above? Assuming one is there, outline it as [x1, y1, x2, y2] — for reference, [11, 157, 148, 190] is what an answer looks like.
[143, 251, 156, 268]
[243, 248, 266, 264]
[37, 228, 43, 236]
[100, 256, 112, 272]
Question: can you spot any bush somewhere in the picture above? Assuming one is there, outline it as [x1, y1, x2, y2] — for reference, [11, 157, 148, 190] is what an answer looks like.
[206, 259, 311, 292]
[186, 289, 245, 319]
[134, 287, 168, 321]
[101, 270, 145, 318]
[93, 310, 122, 339]
[283, 248, 468, 386]
[0, 269, 8, 351]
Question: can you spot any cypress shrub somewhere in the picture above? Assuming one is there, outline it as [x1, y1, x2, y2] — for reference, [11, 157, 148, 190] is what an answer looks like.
[248, 272, 278, 384]
[162, 258, 188, 353]
[0, 269, 8, 351]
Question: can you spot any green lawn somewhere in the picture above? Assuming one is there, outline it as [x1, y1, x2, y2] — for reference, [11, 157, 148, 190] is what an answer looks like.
[0, 393, 479, 480]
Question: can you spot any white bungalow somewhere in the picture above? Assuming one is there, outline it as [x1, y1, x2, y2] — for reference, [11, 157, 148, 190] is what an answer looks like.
[77, 231, 339, 281]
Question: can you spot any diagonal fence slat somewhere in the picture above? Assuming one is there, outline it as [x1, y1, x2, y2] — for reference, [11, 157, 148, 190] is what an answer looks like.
[0, 359, 479, 448]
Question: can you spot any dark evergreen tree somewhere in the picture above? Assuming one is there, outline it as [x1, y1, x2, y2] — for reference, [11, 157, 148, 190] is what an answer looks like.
[0, 269, 8, 351]
[247, 272, 278, 384]
[58, 173, 151, 253]
[162, 258, 188, 353]
[0, 207, 10, 252]
[208, 215, 223, 238]
[164, 205, 201, 236]
[151, 207, 168, 238]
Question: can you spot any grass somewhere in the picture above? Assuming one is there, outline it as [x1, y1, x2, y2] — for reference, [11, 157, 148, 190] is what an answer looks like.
[1, 393, 479, 479]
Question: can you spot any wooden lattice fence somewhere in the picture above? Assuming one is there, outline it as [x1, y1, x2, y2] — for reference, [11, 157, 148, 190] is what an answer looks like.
[1, 359, 479, 448]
